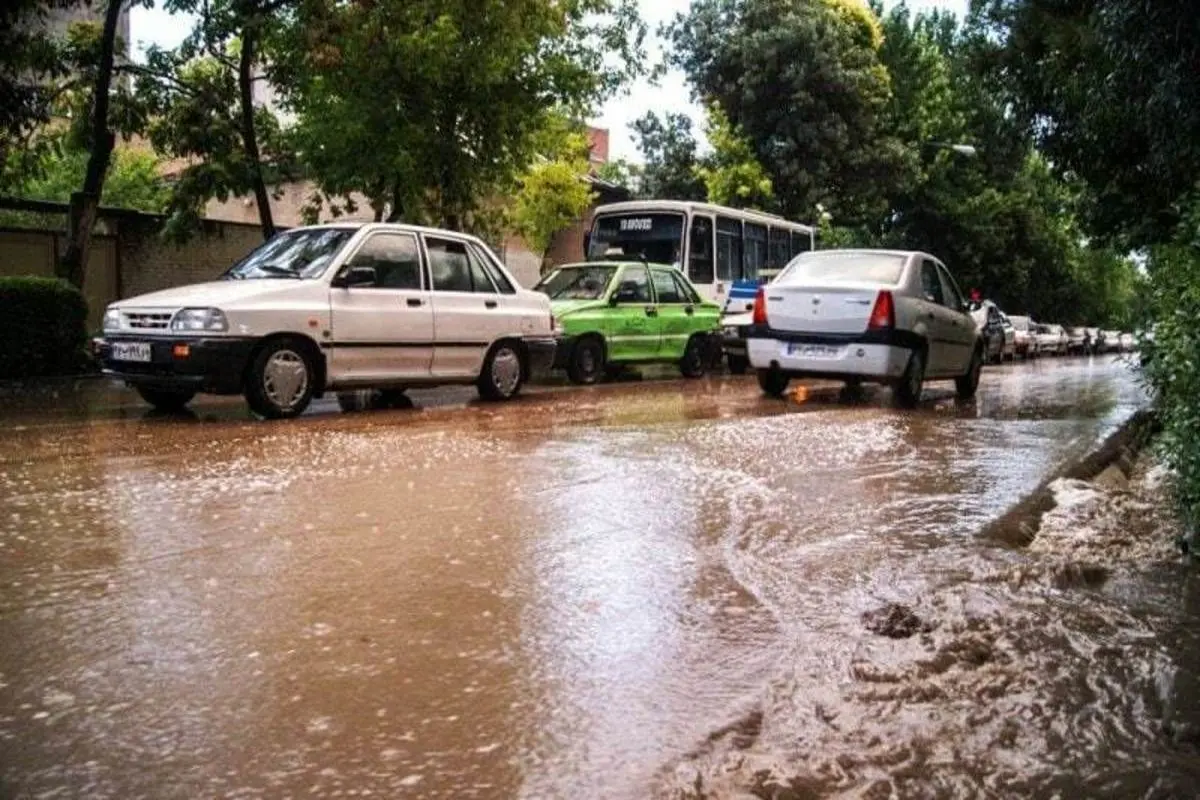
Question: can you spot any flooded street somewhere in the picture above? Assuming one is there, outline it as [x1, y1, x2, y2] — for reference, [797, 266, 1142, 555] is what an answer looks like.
[2, 357, 1198, 798]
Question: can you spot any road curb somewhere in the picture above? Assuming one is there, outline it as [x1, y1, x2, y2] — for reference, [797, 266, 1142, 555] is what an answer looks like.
[981, 409, 1160, 547]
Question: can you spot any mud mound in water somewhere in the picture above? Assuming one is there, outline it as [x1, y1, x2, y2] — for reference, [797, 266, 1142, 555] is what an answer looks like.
[861, 603, 931, 639]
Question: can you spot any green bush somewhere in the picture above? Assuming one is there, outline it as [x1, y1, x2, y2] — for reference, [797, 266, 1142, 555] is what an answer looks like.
[0, 276, 90, 380]
[1143, 202, 1200, 535]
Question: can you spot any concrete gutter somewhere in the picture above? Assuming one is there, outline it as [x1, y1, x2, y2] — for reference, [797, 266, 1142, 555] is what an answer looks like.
[982, 410, 1160, 547]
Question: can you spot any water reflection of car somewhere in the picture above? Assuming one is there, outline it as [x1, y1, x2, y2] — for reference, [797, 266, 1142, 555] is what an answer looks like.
[96, 223, 557, 418]
[747, 249, 984, 407]
[535, 262, 722, 384]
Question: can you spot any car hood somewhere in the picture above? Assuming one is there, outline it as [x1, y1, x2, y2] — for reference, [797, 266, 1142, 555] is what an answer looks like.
[110, 279, 314, 310]
[550, 299, 608, 316]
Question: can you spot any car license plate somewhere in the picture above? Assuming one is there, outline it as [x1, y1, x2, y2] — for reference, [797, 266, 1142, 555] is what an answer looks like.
[787, 343, 840, 359]
[111, 341, 152, 362]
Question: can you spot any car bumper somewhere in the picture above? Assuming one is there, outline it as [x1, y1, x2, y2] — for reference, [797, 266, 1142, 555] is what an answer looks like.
[94, 335, 257, 395]
[747, 334, 911, 382]
[523, 335, 558, 376]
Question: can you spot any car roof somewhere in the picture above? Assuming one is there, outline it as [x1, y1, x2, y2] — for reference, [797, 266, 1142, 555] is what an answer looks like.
[800, 248, 928, 260]
[555, 261, 679, 271]
[285, 221, 490, 241]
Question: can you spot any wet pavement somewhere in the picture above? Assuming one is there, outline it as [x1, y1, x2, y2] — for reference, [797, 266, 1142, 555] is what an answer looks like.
[2, 356, 1198, 799]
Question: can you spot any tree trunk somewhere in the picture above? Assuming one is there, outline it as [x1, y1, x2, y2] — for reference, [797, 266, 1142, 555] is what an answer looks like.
[58, 0, 123, 289]
[238, 26, 275, 240]
[385, 181, 404, 222]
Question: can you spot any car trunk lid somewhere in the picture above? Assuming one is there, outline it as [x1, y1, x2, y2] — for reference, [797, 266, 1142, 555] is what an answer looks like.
[765, 283, 884, 334]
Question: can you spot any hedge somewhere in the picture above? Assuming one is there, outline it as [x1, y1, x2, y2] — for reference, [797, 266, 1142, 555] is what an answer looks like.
[1142, 201, 1200, 539]
[0, 276, 90, 380]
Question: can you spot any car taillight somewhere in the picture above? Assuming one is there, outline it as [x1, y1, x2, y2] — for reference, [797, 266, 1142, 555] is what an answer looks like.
[752, 287, 767, 326]
[868, 290, 895, 330]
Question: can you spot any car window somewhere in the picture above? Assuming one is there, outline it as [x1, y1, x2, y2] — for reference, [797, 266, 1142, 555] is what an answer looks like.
[426, 237, 476, 293]
[469, 243, 515, 294]
[651, 270, 684, 303]
[346, 233, 423, 289]
[936, 263, 965, 310]
[672, 272, 701, 304]
[614, 266, 652, 303]
[466, 247, 497, 294]
[920, 260, 945, 305]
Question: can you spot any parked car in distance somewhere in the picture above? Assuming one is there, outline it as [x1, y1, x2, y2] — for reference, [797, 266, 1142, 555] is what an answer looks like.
[998, 313, 1017, 361]
[535, 262, 722, 384]
[1034, 323, 1067, 356]
[97, 223, 558, 418]
[1009, 316, 1036, 358]
[1102, 330, 1123, 353]
[970, 300, 1011, 364]
[746, 249, 984, 407]
[1067, 327, 1088, 354]
[721, 266, 785, 374]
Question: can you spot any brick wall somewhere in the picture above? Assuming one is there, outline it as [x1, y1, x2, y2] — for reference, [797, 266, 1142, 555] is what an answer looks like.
[117, 217, 265, 299]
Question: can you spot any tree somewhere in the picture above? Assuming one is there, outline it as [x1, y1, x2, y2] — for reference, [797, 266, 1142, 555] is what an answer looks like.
[59, 0, 127, 289]
[0, 1, 75, 191]
[509, 127, 596, 260]
[970, 0, 1200, 247]
[694, 102, 774, 210]
[629, 112, 705, 201]
[667, 0, 905, 224]
[273, 0, 647, 230]
[134, 0, 294, 241]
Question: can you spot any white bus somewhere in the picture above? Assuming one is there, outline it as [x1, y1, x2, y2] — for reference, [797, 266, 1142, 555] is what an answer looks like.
[583, 200, 817, 313]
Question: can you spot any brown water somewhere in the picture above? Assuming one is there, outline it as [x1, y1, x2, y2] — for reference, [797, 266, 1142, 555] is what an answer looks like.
[1, 357, 1197, 799]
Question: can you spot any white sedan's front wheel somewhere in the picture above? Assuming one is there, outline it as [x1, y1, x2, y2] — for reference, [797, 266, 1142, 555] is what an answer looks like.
[477, 342, 525, 401]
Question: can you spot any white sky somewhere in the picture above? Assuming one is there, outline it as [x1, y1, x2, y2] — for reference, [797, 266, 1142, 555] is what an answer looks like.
[127, 0, 969, 162]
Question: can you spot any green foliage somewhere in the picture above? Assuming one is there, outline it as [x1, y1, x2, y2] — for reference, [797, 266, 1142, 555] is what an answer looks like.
[594, 159, 641, 194]
[134, 0, 294, 241]
[667, 0, 904, 224]
[273, 0, 647, 228]
[0, 277, 89, 379]
[4, 143, 170, 213]
[510, 129, 596, 257]
[694, 103, 774, 210]
[1142, 201, 1200, 531]
[630, 112, 706, 201]
[970, 0, 1200, 248]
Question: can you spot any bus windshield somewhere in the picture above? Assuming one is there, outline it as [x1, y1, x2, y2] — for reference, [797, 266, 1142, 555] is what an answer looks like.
[535, 265, 618, 300]
[588, 213, 684, 266]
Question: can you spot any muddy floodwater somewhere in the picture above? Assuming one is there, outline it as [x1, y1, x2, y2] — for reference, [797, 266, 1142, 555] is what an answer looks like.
[2, 357, 1198, 798]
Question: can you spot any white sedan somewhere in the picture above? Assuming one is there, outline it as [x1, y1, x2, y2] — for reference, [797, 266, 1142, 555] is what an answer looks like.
[747, 249, 984, 406]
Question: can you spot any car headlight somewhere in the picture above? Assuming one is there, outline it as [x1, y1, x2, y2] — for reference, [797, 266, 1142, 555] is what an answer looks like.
[103, 308, 121, 332]
[171, 308, 228, 332]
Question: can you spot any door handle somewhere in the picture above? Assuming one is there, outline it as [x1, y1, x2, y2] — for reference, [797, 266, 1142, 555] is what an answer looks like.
[644, 306, 658, 317]
[485, 300, 498, 309]
[685, 305, 695, 316]
[406, 298, 423, 307]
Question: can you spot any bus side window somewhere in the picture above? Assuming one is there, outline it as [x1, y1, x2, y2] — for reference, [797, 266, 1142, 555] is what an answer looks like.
[688, 215, 715, 285]
[716, 217, 742, 282]
[744, 223, 767, 280]
[790, 231, 811, 258]
[768, 227, 790, 269]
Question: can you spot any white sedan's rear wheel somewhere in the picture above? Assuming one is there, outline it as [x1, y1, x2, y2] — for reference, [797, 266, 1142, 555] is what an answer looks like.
[894, 349, 925, 408]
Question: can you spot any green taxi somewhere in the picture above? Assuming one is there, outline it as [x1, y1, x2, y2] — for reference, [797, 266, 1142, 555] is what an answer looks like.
[536, 262, 723, 384]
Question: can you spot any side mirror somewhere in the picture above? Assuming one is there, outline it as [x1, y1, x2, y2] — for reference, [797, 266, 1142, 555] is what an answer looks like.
[335, 265, 377, 288]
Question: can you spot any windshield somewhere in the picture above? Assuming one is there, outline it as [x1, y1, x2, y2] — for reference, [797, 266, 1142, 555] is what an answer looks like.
[225, 228, 356, 280]
[588, 213, 684, 265]
[535, 265, 618, 300]
[778, 252, 907, 286]
[1010, 316, 1031, 331]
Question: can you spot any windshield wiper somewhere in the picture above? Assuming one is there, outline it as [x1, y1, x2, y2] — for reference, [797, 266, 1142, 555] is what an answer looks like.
[253, 264, 303, 279]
